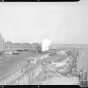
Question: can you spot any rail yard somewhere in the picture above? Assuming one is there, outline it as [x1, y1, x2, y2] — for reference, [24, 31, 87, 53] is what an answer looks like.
[0, 47, 87, 87]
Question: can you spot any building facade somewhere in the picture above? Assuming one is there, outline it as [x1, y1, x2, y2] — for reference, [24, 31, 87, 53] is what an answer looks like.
[5, 42, 39, 52]
[0, 34, 5, 52]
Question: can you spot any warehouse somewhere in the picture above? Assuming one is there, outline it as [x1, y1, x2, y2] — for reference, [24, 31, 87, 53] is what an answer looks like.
[0, 33, 5, 53]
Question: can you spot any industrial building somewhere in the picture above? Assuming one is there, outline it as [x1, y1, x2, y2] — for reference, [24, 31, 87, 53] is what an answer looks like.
[4, 42, 39, 52]
[0, 33, 5, 52]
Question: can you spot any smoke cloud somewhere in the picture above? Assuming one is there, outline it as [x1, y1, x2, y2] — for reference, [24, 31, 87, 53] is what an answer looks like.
[41, 38, 51, 51]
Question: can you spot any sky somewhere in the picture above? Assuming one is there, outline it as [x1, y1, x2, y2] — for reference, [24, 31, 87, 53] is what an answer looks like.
[0, 2, 88, 44]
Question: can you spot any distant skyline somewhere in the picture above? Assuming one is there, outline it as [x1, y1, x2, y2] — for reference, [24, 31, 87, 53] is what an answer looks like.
[0, 2, 88, 44]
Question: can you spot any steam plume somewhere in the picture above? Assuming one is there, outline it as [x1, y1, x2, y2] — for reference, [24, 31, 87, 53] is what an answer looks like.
[41, 38, 51, 51]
